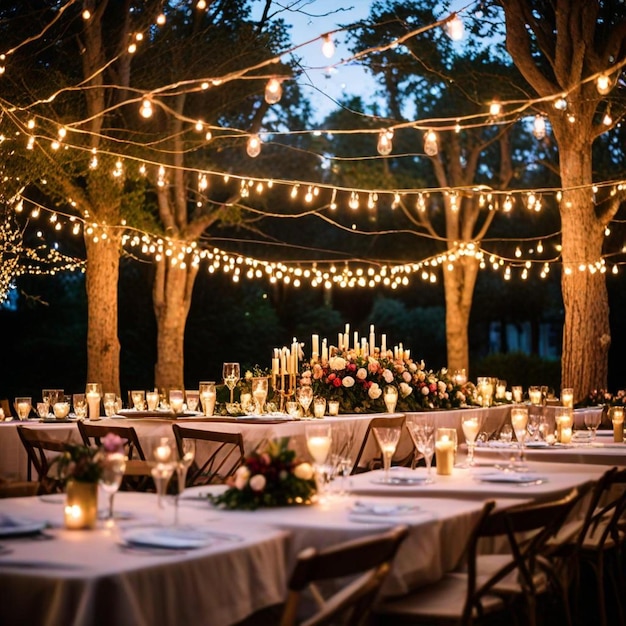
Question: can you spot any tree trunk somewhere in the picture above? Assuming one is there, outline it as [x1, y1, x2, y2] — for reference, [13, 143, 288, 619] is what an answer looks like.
[153, 257, 198, 389]
[85, 232, 121, 395]
[444, 256, 480, 372]
[558, 145, 609, 399]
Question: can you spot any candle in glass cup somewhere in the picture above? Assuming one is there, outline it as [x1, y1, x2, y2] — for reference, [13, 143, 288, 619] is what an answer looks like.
[512, 386, 523, 403]
[435, 428, 455, 475]
[64, 503, 86, 530]
[15, 397, 32, 421]
[313, 396, 326, 418]
[146, 390, 159, 411]
[169, 390, 184, 413]
[611, 407, 624, 443]
[85, 384, 101, 421]
[307, 435, 331, 464]
[561, 388, 574, 409]
[528, 386, 542, 406]
[199, 382, 216, 416]
[53, 401, 70, 419]
[327, 400, 339, 416]
[555, 411, 573, 443]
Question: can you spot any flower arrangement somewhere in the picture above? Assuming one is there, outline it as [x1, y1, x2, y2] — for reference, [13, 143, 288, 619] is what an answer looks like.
[302, 348, 476, 414]
[209, 437, 316, 510]
[577, 389, 626, 408]
[55, 433, 125, 485]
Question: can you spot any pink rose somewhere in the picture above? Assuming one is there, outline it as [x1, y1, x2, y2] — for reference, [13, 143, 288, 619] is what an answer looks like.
[332, 377, 342, 387]
[356, 367, 368, 380]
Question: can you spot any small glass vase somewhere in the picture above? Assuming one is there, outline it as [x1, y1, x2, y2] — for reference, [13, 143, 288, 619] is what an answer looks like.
[64, 480, 98, 530]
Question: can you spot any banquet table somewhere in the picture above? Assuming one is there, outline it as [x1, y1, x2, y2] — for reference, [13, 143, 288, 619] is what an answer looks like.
[0, 491, 289, 626]
[0, 487, 522, 626]
[474, 430, 626, 466]
[0, 406, 513, 483]
[344, 460, 607, 501]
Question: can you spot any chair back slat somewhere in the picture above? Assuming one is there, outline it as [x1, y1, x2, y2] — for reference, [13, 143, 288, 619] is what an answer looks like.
[16, 426, 69, 494]
[351, 415, 412, 474]
[172, 424, 245, 486]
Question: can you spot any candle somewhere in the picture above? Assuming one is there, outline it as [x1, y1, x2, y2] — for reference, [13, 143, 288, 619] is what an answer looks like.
[312, 334, 319, 360]
[146, 390, 159, 411]
[53, 402, 70, 419]
[435, 436, 454, 475]
[200, 389, 216, 416]
[556, 412, 573, 443]
[512, 386, 523, 403]
[170, 396, 184, 413]
[64, 504, 86, 530]
[381, 334, 387, 356]
[528, 387, 542, 406]
[361, 337, 367, 356]
[16, 401, 31, 420]
[338, 332, 343, 352]
[611, 407, 624, 443]
[354, 331, 359, 351]
[86, 391, 101, 421]
[321, 339, 328, 363]
[328, 400, 339, 416]
[560, 427, 573, 444]
[155, 440, 172, 462]
[313, 397, 326, 418]
[307, 436, 331, 464]
[561, 388, 574, 409]
[369, 325, 375, 354]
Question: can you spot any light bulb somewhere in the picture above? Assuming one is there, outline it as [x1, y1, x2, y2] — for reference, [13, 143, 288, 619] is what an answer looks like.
[489, 99, 502, 117]
[554, 97, 567, 110]
[596, 74, 611, 95]
[246, 134, 261, 158]
[322, 34, 335, 59]
[532, 115, 546, 139]
[445, 14, 464, 40]
[264, 78, 282, 104]
[424, 130, 438, 156]
[377, 129, 393, 155]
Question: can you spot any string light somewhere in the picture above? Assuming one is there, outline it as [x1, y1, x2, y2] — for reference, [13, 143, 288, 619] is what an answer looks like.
[532, 115, 546, 139]
[376, 129, 393, 155]
[424, 130, 438, 156]
[445, 14, 464, 41]
[246, 134, 262, 158]
[321, 34, 335, 59]
[596, 74, 612, 95]
[264, 78, 283, 104]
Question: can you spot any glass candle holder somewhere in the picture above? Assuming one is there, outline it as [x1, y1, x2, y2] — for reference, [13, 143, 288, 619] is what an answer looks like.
[561, 387, 574, 409]
[610, 407, 624, 443]
[313, 396, 326, 418]
[528, 386, 542, 406]
[435, 428, 455, 475]
[327, 400, 340, 416]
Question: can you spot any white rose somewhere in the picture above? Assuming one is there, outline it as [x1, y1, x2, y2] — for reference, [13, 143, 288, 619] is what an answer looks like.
[293, 462, 314, 481]
[402, 371, 412, 383]
[342, 376, 355, 388]
[234, 466, 250, 490]
[409, 362, 417, 372]
[383, 369, 394, 383]
[438, 380, 447, 393]
[249, 474, 267, 492]
[329, 356, 346, 371]
[399, 382, 413, 397]
[368, 383, 382, 399]
[421, 386, 430, 396]
[356, 367, 368, 380]
[457, 391, 466, 403]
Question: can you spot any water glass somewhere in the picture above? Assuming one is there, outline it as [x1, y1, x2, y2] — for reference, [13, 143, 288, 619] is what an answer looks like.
[15, 397, 32, 421]
[131, 390, 146, 411]
[99, 451, 127, 525]
[199, 381, 216, 416]
[103, 392, 118, 417]
[185, 390, 199, 412]
[383, 385, 398, 413]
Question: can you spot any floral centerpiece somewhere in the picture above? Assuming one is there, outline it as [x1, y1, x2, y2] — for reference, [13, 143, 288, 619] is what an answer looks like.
[209, 437, 316, 510]
[302, 347, 476, 414]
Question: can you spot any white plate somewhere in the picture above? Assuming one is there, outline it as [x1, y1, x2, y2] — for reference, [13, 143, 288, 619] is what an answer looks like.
[477, 472, 546, 484]
[370, 474, 427, 486]
[526, 441, 550, 448]
[122, 527, 216, 550]
[0, 517, 47, 537]
[350, 501, 419, 516]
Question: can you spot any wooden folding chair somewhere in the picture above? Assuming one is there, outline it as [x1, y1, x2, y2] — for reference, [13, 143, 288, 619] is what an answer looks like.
[77, 421, 152, 490]
[172, 423, 245, 486]
[16, 426, 69, 494]
[350, 415, 413, 474]
[280, 524, 409, 626]
[375, 488, 584, 626]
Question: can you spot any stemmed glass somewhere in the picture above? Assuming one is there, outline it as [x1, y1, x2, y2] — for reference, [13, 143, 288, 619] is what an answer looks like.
[306, 423, 332, 497]
[527, 413, 541, 442]
[150, 437, 176, 514]
[461, 413, 482, 467]
[223, 363, 240, 404]
[99, 450, 127, 526]
[372, 426, 401, 484]
[174, 439, 196, 525]
[511, 407, 529, 470]
[584, 411, 602, 442]
[298, 386, 313, 417]
[407, 417, 435, 483]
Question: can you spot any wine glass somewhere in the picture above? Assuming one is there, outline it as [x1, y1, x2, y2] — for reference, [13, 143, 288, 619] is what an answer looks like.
[511, 407, 529, 470]
[150, 437, 176, 514]
[306, 423, 332, 497]
[372, 426, 401, 484]
[298, 386, 313, 417]
[223, 363, 241, 404]
[14, 397, 32, 421]
[461, 414, 482, 467]
[413, 428, 435, 483]
[99, 451, 127, 526]
[584, 410, 602, 442]
[527, 413, 541, 441]
[174, 439, 196, 525]
[383, 385, 398, 413]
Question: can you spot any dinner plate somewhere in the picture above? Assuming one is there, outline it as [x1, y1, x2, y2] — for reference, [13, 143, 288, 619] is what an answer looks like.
[477, 472, 546, 484]
[121, 527, 216, 550]
[0, 516, 47, 537]
[370, 473, 427, 486]
[350, 501, 419, 516]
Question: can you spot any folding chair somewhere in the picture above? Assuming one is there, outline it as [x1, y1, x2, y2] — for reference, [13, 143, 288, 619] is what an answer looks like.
[172, 423, 245, 486]
[16, 426, 69, 494]
[280, 524, 409, 626]
[351, 415, 413, 474]
[77, 421, 152, 490]
[375, 488, 583, 626]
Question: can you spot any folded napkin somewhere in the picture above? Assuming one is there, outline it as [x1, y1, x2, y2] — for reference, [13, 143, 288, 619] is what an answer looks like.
[348, 500, 421, 524]
[476, 471, 546, 484]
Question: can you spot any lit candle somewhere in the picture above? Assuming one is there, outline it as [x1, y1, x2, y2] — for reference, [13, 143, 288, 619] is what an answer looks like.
[86, 391, 101, 421]
[369, 325, 375, 354]
[155, 440, 172, 462]
[561, 388, 574, 409]
[170, 396, 184, 413]
[611, 407, 624, 443]
[53, 402, 70, 419]
[307, 436, 331, 464]
[146, 390, 159, 411]
[64, 504, 85, 530]
[435, 436, 454, 475]
[528, 387, 542, 406]
[200, 389, 216, 416]
[338, 332, 343, 352]
[328, 400, 339, 416]
[354, 331, 359, 351]
[321, 339, 328, 363]
[560, 427, 573, 444]
[311, 334, 319, 360]
[381, 334, 387, 356]
[361, 337, 367, 356]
